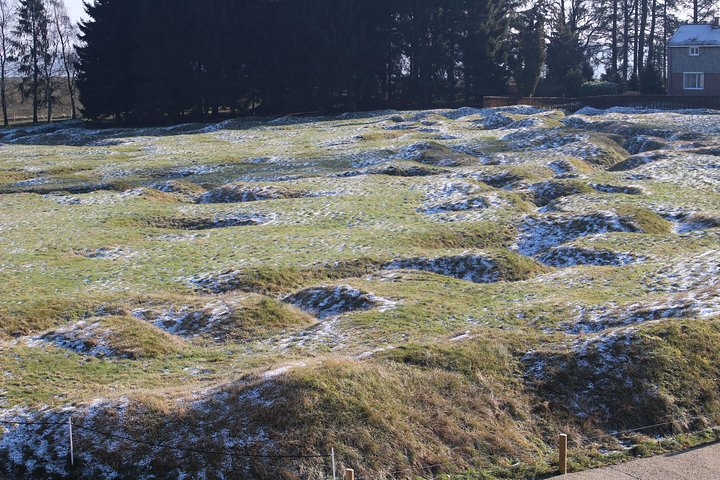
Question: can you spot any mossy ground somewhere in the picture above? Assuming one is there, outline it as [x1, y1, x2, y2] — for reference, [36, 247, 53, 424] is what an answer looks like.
[2, 107, 720, 478]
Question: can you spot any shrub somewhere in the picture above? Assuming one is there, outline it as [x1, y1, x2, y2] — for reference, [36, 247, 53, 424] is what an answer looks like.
[565, 68, 586, 97]
[640, 63, 666, 94]
[580, 81, 621, 97]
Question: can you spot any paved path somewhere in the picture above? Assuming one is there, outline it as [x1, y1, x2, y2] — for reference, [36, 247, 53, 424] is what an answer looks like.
[553, 442, 720, 479]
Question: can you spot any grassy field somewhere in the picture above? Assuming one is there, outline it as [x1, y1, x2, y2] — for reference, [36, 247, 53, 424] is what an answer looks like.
[1, 78, 77, 124]
[1, 106, 720, 479]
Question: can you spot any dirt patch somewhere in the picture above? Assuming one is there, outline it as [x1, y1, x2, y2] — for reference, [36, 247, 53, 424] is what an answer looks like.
[665, 212, 720, 234]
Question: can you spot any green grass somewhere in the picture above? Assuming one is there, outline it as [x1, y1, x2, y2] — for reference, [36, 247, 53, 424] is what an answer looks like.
[1, 107, 720, 478]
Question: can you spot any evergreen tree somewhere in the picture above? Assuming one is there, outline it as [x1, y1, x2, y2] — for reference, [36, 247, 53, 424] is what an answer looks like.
[546, 19, 592, 96]
[461, 0, 513, 99]
[639, 62, 665, 93]
[13, 0, 49, 123]
[510, 6, 547, 96]
[76, 0, 141, 122]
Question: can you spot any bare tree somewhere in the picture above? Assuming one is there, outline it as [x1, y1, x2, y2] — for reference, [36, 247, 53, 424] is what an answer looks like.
[48, 0, 76, 119]
[39, 0, 62, 122]
[0, 0, 15, 126]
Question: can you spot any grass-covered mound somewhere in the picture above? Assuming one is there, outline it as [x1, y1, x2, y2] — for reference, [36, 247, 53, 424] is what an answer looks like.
[2, 106, 720, 478]
[526, 319, 720, 434]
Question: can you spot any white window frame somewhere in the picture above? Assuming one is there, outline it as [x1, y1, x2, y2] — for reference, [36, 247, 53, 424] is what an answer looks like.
[683, 72, 705, 90]
[689, 46, 700, 56]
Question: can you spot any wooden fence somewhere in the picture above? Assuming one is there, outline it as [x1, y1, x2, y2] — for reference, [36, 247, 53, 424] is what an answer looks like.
[480, 95, 720, 111]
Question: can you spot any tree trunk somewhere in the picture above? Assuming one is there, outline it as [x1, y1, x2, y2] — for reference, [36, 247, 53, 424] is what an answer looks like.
[622, 0, 630, 80]
[638, 0, 648, 73]
[662, 0, 668, 84]
[1, 73, 7, 127]
[46, 77, 52, 123]
[66, 72, 76, 119]
[32, 67, 39, 123]
[647, 0, 657, 66]
[633, 0, 639, 77]
[611, 0, 619, 76]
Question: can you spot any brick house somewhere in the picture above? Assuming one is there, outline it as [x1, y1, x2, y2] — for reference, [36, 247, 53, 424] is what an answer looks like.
[668, 21, 720, 95]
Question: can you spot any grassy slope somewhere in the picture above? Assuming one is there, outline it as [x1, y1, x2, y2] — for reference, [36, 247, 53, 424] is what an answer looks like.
[1, 108, 720, 478]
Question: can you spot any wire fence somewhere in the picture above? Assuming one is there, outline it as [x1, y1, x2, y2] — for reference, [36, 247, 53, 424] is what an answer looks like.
[2, 413, 719, 479]
[0, 418, 330, 460]
[480, 94, 720, 112]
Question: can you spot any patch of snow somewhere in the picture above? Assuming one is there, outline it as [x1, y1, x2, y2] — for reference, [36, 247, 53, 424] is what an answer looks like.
[284, 285, 392, 319]
[514, 212, 638, 257]
[384, 254, 501, 283]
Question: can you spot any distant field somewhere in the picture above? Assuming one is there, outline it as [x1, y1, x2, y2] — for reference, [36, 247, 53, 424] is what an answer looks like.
[2, 77, 78, 123]
[1, 106, 720, 478]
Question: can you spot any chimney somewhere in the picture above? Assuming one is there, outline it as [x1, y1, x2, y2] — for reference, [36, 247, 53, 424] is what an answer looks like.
[714, 17, 720, 28]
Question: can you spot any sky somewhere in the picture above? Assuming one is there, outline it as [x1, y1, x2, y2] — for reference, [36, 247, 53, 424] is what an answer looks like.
[65, 0, 88, 24]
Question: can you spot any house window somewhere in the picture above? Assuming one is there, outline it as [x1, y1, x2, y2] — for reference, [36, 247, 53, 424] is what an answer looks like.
[683, 72, 704, 90]
[689, 46, 700, 56]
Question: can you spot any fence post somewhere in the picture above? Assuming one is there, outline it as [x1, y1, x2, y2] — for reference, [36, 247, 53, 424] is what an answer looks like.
[344, 468, 355, 480]
[558, 433, 568, 475]
[68, 417, 75, 468]
[331, 448, 336, 480]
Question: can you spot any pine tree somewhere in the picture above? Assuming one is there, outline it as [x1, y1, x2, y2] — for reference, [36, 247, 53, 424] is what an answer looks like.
[76, 0, 141, 122]
[546, 18, 592, 96]
[461, 0, 513, 100]
[511, 6, 547, 96]
[13, 0, 49, 123]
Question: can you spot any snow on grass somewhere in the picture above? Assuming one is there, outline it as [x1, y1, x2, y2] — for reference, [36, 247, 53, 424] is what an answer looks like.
[132, 301, 234, 338]
[384, 255, 500, 283]
[418, 180, 488, 215]
[570, 285, 720, 333]
[283, 285, 392, 319]
[538, 246, 642, 268]
[647, 249, 720, 294]
[5, 106, 720, 478]
[83, 247, 139, 260]
[514, 212, 638, 256]
[199, 184, 310, 204]
[29, 320, 118, 358]
[589, 183, 645, 195]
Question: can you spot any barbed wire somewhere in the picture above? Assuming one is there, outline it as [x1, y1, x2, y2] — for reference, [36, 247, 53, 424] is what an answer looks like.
[3, 414, 720, 477]
[582, 414, 720, 443]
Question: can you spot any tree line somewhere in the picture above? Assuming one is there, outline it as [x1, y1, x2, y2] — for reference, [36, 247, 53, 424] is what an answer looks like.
[0, 0, 77, 126]
[2, 0, 716, 125]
